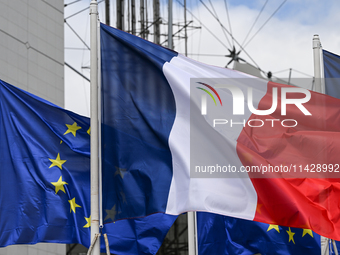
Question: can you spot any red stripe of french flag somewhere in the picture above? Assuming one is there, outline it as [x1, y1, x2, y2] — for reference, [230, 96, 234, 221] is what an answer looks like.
[237, 81, 340, 239]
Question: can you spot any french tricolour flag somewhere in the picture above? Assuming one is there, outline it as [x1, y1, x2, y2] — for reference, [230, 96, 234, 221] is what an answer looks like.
[100, 23, 340, 240]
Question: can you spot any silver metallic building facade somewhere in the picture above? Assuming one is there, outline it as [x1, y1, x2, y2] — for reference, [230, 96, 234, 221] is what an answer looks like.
[0, 0, 64, 254]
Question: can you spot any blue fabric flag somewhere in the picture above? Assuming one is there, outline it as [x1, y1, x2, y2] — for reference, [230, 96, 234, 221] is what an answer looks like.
[100, 22, 178, 220]
[323, 49, 340, 255]
[197, 212, 321, 255]
[323, 49, 340, 98]
[102, 213, 176, 254]
[0, 78, 176, 254]
[0, 79, 91, 247]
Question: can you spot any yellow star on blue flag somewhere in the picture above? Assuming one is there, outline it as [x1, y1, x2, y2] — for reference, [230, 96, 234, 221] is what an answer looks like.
[83, 216, 91, 228]
[287, 227, 296, 244]
[51, 176, 68, 194]
[68, 197, 81, 213]
[302, 229, 313, 238]
[267, 224, 280, 233]
[49, 153, 66, 170]
[114, 166, 128, 179]
[105, 205, 118, 222]
[64, 122, 82, 137]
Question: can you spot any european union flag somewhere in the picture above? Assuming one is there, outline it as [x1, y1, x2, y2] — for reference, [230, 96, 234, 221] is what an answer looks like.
[0, 79, 176, 254]
[197, 212, 321, 255]
[0, 78, 91, 246]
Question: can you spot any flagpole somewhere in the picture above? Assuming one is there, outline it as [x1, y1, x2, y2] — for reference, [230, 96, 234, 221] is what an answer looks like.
[188, 212, 198, 255]
[313, 34, 325, 93]
[168, 0, 173, 49]
[313, 34, 330, 255]
[333, 239, 339, 255]
[98, 14, 103, 230]
[90, 1, 100, 255]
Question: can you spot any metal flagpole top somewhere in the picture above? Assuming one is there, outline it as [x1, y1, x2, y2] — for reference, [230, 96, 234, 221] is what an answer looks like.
[313, 34, 322, 50]
[312, 34, 325, 93]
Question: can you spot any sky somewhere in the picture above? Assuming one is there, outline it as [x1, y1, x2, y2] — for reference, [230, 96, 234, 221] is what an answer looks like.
[64, 0, 340, 117]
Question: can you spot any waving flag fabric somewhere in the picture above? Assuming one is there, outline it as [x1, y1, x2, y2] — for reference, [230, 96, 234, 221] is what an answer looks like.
[197, 213, 321, 255]
[323, 49, 340, 98]
[0, 79, 176, 254]
[0, 79, 91, 247]
[197, 212, 321, 255]
[100, 22, 340, 241]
